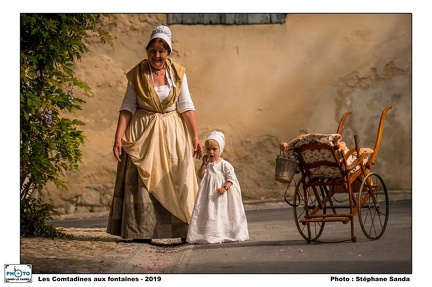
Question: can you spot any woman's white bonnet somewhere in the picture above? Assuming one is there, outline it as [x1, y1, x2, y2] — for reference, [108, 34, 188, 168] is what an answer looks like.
[149, 25, 172, 53]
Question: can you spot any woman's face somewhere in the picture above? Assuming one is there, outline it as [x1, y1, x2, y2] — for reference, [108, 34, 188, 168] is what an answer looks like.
[147, 40, 169, 69]
[205, 140, 221, 162]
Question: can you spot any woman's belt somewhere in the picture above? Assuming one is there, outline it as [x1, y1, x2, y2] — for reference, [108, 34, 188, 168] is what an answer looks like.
[137, 106, 177, 114]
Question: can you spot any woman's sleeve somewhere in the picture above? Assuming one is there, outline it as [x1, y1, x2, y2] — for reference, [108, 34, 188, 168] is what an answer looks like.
[178, 73, 196, 113]
[120, 82, 137, 114]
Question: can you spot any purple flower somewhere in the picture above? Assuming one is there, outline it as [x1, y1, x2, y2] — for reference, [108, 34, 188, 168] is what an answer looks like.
[43, 108, 52, 126]
[67, 86, 74, 104]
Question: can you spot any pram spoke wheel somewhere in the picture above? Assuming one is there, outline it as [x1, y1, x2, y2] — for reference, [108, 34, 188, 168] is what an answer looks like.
[293, 184, 326, 242]
[358, 172, 389, 240]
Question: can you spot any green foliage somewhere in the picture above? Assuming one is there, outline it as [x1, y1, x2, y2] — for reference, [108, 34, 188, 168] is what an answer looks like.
[20, 13, 113, 237]
[20, 197, 70, 238]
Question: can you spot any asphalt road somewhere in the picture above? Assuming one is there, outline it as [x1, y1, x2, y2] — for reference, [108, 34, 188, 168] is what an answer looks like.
[176, 200, 411, 274]
[50, 200, 412, 274]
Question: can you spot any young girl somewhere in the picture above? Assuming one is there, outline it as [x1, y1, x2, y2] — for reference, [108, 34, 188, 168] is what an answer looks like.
[186, 131, 249, 243]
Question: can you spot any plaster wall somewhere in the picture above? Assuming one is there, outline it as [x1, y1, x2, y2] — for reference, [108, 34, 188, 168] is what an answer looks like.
[42, 14, 411, 213]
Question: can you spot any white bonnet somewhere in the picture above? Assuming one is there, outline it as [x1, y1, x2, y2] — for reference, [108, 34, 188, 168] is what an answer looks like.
[207, 131, 225, 154]
[149, 25, 172, 54]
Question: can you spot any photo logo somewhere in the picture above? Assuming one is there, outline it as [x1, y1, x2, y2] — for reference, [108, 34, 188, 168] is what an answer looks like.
[4, 264, 32, 283]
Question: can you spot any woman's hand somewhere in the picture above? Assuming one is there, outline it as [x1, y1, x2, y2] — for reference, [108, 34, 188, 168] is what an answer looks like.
[112, 110, 132, 162]
[113, 139, 122, 162]
[193, 137, 203, 159]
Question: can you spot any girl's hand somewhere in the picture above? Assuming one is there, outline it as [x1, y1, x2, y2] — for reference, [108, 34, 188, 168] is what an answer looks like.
[217, 186, 227, 195]
[197, 154, 208, 179]
[202, 155, 209, 165]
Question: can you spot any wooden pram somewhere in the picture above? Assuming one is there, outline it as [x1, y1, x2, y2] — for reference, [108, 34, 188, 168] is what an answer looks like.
[279, 106, 392, 243]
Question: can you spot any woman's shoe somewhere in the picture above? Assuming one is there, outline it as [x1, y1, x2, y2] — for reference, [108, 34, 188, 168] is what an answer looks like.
[133, 239, 152, 243]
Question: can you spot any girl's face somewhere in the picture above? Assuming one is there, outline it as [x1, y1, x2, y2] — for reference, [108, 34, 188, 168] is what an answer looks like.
[205, 140, 221, 162]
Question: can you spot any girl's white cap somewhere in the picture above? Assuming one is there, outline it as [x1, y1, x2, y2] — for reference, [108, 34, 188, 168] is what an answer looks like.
[207, 131, 225, 154]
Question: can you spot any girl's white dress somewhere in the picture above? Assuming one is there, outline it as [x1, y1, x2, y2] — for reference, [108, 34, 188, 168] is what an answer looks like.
[187, 159, 249, 243]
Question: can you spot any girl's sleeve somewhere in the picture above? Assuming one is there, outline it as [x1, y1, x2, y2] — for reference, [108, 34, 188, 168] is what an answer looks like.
[223, 161, 238, 184]
[177, 73, 196, 113]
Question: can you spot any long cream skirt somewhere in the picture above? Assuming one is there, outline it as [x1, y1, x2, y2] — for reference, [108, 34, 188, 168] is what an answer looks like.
[106, 151, 189, 239]
[106, 110, 198, 239]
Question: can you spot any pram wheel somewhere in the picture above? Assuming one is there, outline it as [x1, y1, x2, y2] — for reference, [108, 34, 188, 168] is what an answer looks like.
[293, 184, 326, 242]
[358, 172, 389, 240]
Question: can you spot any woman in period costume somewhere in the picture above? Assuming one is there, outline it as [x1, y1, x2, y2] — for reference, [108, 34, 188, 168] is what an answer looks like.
[107, 25, 203, 243]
